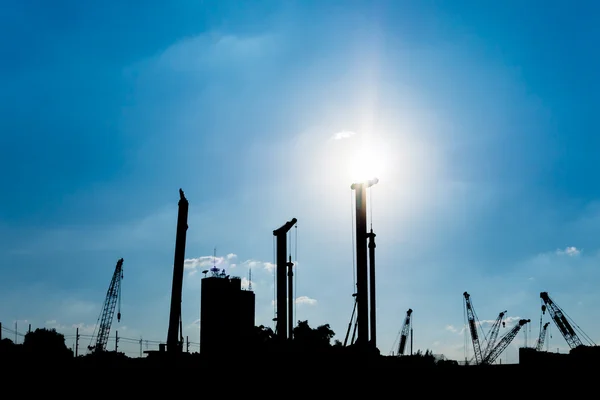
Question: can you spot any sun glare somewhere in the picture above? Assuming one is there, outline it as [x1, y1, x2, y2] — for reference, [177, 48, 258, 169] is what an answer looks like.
[346, 137, 387, 184]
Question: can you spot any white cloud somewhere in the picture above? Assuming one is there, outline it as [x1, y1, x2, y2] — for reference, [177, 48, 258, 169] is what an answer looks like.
[445, 325, 459, 333]
[556, 246, 581, 256]
[239, 259, 276, 273]
[184, 254, 238, 274]
[295, 296, 317, 305]
[271, 296, 317, 306]
[332, 130, 356, 140]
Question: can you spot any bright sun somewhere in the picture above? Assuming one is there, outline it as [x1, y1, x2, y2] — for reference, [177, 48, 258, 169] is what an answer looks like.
[346, 137, 387, 183]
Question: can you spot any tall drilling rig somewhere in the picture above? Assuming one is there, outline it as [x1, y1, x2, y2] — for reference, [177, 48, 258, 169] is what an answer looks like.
[166, 188, 189, 353]
[350, 177, 378, 350]
[273, 218, 297, 342]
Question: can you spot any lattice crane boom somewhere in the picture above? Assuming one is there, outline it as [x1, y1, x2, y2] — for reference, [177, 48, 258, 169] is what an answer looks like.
[463, 292, 484, 365]
[90, 258, 124, 353]
[540, 292, 584, 349]
[397, 309, 413, 356]
[536, 322, 550, 351]
[482, 310, 506, 360]
[482, 319, 530, 365]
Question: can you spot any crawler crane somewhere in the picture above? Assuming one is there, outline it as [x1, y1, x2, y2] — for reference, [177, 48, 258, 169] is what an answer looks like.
[535, 322, 550, 351]
[540, 292, 595, 349]
[396, 309, 413, 356]
[480, 319, 530, 365]
[482, 310, 506, 360]
[88, 258, 124, 353]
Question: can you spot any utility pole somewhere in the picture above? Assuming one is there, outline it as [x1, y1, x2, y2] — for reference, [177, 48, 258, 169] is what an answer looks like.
[15, 321, 17, 343]
[139, 337, 143, 358]
[186, 336, 189, 352]
[0, 322, 2, 340]
[75, 327, 80, 357]
[28, 324, 31, 333]
[115, 330, 119, 352]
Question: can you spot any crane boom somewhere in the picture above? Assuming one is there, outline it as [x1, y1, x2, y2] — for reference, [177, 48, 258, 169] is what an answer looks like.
[482, 319, 530, 365]
[540, 292, 583, 349]
[397, 309, 413, 356]
[90, 258, 124, 353]
[482, 310, 506, 360]
[536, 322, 550, 351]
[463, 292, 484, 365]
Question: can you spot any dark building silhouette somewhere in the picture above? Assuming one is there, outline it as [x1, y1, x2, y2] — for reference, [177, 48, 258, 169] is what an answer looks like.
[200, 267, 255, 355]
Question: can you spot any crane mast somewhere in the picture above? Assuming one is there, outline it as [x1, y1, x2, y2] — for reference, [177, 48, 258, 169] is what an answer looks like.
[463, 292, 483, 365]
[536, 322, 550, 351]
[90, 258, 124, 353]
[540, 292, 583, 349]
[397, 309, 413, 356]
[482, 310, 506, 360]
[481, 319, 530, 365]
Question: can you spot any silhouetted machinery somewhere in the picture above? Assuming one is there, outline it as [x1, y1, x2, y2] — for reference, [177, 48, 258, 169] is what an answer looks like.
[540, 292, 596, 349]
[273, 218, 297, 341]
[166, 189, 189, 353]
[396, 308, 413, 356]
[350, 178, 379, 350]
[88, 258, 124, 353]
[535, 322, 551, 351]
[463, 291, 524, 365]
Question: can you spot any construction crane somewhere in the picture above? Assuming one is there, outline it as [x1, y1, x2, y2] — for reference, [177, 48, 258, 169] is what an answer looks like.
[88, 258, 124, 353]
[463, 292, 484, 365]
[396, 309, 413, 356]
[481, 319, 530, 365]
[540, 292, 595, 349]
[535, 322, 551, 351]
[482, 310, 506, 360]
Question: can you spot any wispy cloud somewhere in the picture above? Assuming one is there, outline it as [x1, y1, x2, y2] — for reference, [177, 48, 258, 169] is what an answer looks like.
[272, 296, 318, 306]
[332, 130, 356, 140]
[556, 246, 581, 256]
[295, 296, 317, 305]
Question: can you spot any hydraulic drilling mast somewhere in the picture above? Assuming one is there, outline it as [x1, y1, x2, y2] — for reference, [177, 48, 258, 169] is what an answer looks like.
[89, 258, 124, 353]
[351, 178, 378, 348]
[273, 217, 297, 342]
[367, 228, 377, 348]
[166, 189, 189, 353]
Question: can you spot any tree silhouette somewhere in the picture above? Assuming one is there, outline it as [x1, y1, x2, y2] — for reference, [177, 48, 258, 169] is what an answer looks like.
[23, 328, 72, 359]
[292, 320, 335, 349]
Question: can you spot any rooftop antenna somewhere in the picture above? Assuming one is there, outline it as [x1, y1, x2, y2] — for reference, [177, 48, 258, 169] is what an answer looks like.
[248, 268, 252, 291]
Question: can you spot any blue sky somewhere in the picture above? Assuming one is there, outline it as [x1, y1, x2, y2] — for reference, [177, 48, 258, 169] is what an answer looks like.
[1, 0, 599, 361]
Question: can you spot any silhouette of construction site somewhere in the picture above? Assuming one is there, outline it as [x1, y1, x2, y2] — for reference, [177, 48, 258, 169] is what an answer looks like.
[1, 183, 598, 371]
